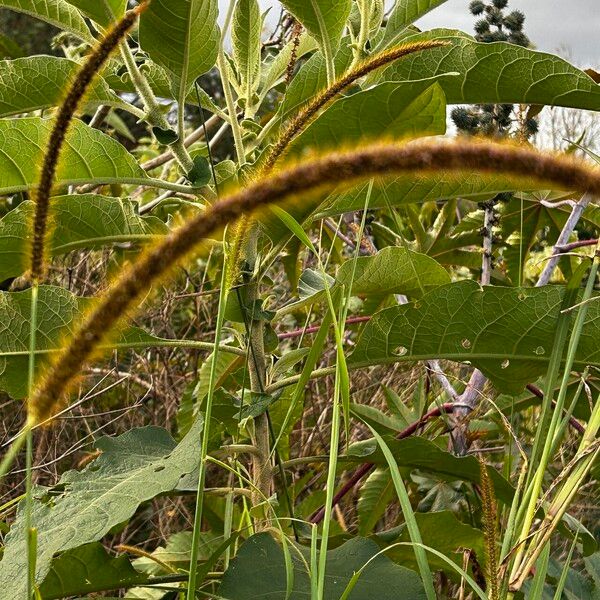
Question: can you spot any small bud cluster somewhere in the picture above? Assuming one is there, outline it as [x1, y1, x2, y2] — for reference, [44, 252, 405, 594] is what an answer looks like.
[451, 0, 537, 140]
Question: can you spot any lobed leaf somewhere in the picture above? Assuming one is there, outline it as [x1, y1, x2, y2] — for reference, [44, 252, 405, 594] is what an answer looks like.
[0, 419, 203, 598]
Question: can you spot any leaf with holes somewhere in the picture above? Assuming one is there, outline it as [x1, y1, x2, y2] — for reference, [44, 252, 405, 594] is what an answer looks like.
[349, 281, 600, 394]
[0, 419, 203, 598]
[0, 117, 149, 194]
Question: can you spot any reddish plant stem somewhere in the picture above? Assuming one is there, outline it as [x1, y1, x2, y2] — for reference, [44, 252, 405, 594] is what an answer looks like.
[555, 238, 598, 253]
[309, 384, 587, 524]
[309, 403, 456, 524]
[278, 315, 371, 340]
[525, 383, 585, 434]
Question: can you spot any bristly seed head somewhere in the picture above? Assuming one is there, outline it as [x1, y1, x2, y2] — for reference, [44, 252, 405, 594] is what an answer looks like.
[29, 3, 148, 283]
[28, 138, 600, 424]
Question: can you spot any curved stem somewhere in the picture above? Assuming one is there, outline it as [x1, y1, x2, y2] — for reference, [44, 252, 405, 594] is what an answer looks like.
[119, 40, 194, 173]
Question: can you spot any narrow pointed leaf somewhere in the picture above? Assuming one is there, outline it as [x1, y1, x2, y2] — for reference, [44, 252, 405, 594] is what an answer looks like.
[232, 0, 262, 96]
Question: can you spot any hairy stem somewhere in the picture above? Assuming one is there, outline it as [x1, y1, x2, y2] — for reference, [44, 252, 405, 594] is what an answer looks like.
[118, 40, 194, 173]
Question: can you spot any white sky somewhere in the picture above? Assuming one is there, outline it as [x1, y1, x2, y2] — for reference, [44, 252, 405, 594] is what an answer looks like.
[219, 0, 600, 65]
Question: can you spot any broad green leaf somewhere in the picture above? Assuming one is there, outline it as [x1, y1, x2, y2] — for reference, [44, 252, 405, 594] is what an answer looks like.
[0, 0, 93, 42]
[278, 0, 352, 54]
[0, 195, 167, 282]
[0, 286, 189, 399]
[316, 173, 541, 218]
[0, 117, 148, 194]
[280, 246, 450, 314]
[286, 78, 448, 158]
[139, 0, 219, 99]
[232, 0, 262, 98]
[349, 281, 600, 394]
[65, 0, 126, 25]
[219, 532, 427, 599]
[0, 57, 131, 117]
[383, 511, 485, 576]
[382, 0, 450, 47]
[39, 543, 148, 599]
[348, 436, 514, 504]
[358, 467, 395, 535]
[0, 419, 203, 598]
[384, 31, 600, 111]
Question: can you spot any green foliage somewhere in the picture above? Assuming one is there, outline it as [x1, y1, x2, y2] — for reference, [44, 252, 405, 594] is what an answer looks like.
[219, 532, 427, 599]
[0, 195, 166, 281]
[350, 281, 600, 394]
[0, 1, 598, 598]
[0, 0, 93, 42]
[0, 286, 184, 398]
[0, 57, 131, 117]
[139, 0, 220, 97]
[0, 419, 203, 597]
[0, 117, 148, 194]
[279, 0, 352, 54]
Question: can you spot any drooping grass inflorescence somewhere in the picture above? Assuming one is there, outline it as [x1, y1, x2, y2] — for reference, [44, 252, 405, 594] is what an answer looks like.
[28, 139, 600, 424]
[261, 39, 449, 174]
[29, 2, 148, 283]
[226, 39, 450, 290]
